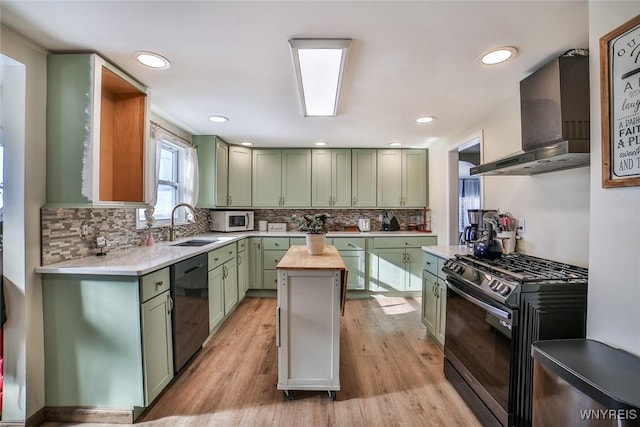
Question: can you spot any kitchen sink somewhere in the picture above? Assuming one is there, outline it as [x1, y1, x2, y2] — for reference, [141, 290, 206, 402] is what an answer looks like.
[171, 239, 218, 247]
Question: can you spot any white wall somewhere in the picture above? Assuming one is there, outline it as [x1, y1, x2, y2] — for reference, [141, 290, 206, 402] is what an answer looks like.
[1, 25, 47, 421]
[430, 92, 590, 266]
[587, 1, 640, 357]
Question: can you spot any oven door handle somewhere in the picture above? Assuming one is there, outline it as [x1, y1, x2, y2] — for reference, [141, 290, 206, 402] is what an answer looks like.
[446, 280, 512, 323]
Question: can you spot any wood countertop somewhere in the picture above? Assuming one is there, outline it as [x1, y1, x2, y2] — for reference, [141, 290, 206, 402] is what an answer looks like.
[276, 245, 348, 271]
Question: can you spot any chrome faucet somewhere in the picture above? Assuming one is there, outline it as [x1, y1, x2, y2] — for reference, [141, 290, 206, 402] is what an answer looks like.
[170, 203, 196, 241]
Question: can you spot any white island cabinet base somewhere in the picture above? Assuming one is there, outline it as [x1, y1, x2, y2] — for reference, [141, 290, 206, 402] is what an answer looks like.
[276, 246, 346, 399]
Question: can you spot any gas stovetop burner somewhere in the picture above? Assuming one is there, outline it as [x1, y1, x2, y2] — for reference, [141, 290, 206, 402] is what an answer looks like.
[455, 253, 588, 283]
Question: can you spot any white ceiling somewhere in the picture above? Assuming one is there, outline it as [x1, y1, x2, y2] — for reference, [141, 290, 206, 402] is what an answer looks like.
[0, 1, 589, 149]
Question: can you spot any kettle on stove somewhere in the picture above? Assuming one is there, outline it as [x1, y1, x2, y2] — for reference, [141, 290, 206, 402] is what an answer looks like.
[473, 224, 503, 259]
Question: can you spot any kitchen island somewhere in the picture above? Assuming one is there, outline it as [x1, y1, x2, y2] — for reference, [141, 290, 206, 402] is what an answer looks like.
[275, 245, 347, 400]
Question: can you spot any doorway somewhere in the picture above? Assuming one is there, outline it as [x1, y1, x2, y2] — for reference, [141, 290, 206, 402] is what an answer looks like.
[446, 132, 482, 245]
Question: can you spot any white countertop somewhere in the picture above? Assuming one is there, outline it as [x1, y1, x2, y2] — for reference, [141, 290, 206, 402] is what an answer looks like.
[421, 245, 470, 259]
[36, 230, 437, 276]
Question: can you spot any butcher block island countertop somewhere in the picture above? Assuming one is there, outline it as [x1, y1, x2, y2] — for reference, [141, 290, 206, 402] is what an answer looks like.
[277, 245, 348, 270]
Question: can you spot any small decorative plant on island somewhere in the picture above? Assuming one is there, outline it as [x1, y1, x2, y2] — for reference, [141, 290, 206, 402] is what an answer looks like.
[290, 213, 333, 255]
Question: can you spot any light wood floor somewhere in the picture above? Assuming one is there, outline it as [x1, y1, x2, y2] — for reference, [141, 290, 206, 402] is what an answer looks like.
[44, 296, 480, 427]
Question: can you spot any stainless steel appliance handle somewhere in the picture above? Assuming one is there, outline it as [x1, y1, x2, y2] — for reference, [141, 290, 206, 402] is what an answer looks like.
[446, 280, 512, 323]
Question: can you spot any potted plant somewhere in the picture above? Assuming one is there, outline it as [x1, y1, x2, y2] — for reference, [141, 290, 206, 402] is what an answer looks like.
[289, 213, 333, 255]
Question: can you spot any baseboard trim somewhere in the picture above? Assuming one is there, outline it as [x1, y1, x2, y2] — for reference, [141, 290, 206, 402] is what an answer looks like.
[0, 406, 45, 427]
[44, 406, 134, 424]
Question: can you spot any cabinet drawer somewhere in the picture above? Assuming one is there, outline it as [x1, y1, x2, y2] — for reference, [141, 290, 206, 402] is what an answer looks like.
[263, 270, 278, 290]
[333, 237, 366, 251]
[141, 267, 170, 302]
[289, 237, 307, 246]
[373, 236, 437, 249]
[262, 237, 289, 250]
[237, 239, 247, 251]
[423, 252, 440, 276]
[264, 250, 287, 270]
[208, 244, 237, 270]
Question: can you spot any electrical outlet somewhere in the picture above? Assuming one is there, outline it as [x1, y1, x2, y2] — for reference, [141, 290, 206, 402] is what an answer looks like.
[518, 218, 525, 233]
[81, 222, 89, 236]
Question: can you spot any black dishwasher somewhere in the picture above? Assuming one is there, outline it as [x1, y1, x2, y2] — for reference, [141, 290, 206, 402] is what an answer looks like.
[170, 253, 208, 373]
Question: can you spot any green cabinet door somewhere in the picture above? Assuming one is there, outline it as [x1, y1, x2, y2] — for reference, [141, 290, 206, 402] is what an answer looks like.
[141, 291, 174, 404]
[312, 149, 351, 207]
[402, 149, 428, 207]
[405, 247, 425, 291]
[370, 249, 405, 292]
[248, 238, 263, 289]
[237, 249, 248, 299]
[252, 149, 282, 206]
[215, 140, 229, 206]
[208, 266, 225, 331]
[228, 145, 252, 206]
[282, 149, 311, 207]
[422, 272, 438, 333]
[340, 250, 366, 290]
[311, 149, 333, 206]
[195, 135, 221, 208]
[377, 149, 402, 207]
[352, 149, 377, 207]
[223, 259, 238, 315]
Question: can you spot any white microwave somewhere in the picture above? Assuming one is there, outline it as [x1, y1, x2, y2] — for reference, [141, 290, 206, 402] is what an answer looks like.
[210, 210, 254, 232]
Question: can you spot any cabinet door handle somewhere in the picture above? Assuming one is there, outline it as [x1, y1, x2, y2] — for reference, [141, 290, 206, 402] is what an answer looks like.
[229, 195, 232, 205]
[167, 294, 174, 314]
[223, 265, 228, 279]
[276, 307, 281, 347]
[238, 254, 243, 264]
[258, 242, 261, 250]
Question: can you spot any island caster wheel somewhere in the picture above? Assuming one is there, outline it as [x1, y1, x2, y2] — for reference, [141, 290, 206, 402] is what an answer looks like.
[328, 391, 336, 401]
[284, 390, 294, 400]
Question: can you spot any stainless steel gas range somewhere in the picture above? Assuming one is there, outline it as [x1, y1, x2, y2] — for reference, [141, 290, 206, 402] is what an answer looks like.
[442, 253, 588, 427]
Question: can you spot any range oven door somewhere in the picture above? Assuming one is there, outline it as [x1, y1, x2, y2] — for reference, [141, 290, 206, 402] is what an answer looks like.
[444, 277, 516, 427]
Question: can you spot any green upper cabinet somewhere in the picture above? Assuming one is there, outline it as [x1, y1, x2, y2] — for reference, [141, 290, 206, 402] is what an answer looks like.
[311, 149, 352, 207]
[252, 149, 283, 206]
[195, 135, 225, 208]
[402, 149, 428, 207]
[228, 146, 252, 207]
[377, 149, 428, 207]
[46, 53, 149, 207]
[253, 149, 311, 207]
[351, 149, 377, 207]
[197, 136, 252, 208]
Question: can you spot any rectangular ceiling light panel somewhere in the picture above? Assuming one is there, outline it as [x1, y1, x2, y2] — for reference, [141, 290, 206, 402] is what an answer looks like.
[289, 38, 351, 117]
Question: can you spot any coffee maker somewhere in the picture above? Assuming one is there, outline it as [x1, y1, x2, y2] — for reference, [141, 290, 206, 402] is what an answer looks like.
[461, 209, 496, 247]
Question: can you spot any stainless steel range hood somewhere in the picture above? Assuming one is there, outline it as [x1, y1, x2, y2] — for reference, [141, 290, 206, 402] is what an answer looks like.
[471, 51, 590, 176]
[470, 140, 590, 175]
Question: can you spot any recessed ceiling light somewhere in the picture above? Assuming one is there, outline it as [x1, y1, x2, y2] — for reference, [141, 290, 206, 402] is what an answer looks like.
[135, 51, 170, 69]
[314, 141, 328, 146]
[209, 115, 229, 123]
[480, 47, 517, 65]
[240, 142, 253, 146]
[416, 116, 436, 123]
[389, 142, 403, 147]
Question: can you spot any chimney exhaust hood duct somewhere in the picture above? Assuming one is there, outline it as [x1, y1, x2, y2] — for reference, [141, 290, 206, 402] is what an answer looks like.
[471, 50, 590, 176]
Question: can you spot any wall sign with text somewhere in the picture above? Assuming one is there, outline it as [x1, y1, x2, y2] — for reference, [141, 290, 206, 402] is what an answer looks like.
[600, 14, 640, 188]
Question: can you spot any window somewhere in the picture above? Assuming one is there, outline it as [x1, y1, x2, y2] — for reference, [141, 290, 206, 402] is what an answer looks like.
[138, 135, 198, 229]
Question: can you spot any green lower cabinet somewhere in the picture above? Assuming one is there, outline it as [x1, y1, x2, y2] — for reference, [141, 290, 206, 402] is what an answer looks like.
[223, 259, 238, 315]
[422, 252, 447, 347]
[141, 290, 174, 404]
[42, 268, 173, 417]
[370, 237, 437, 292]
[370, 249, 406, 292]
[208, 266, 225, 331]
[248, 237, 263, 289]
[340, 250, 366, 290]
[238, 249, 248, 299]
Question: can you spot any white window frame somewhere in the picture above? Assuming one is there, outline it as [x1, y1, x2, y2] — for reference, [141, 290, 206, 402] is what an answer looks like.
[137, 139, 192, 229]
